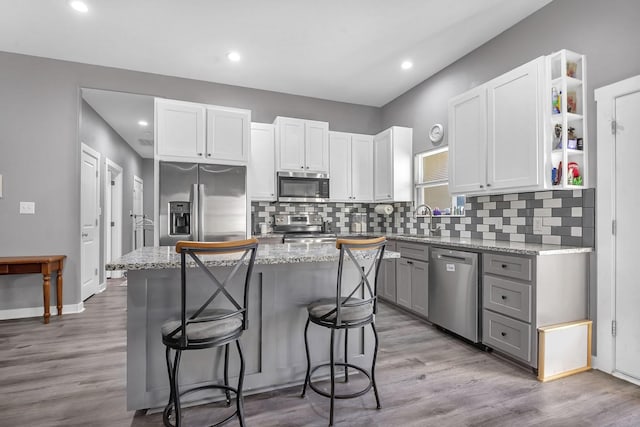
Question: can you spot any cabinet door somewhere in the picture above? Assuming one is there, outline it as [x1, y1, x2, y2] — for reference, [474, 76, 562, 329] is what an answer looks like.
[351, 134, 374, 202]
[329, 132, 352, 201]
[305, 120, 329, 173]
[396, 258, 412, 309]
[277, 118, 306, 171]
[410, 260, 429, 317]
[249, 123, 276, 201]
[487, 58, 542, 190]
[206, 108, 249, 163]
[374, 128, 393, 201]
[448, 86, 487, 194]
[379, 258, 397, 302]
[156, 99, 205, 159]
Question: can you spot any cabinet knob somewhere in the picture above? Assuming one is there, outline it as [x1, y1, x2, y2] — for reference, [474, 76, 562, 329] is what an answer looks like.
[501, 264, 507, 268]
[487, 183, 492, 187]
[501, 295, 507, 300]
[305, 166, 309, 169]
[197, 152, 203, 156]
[387, 194, 391, 198]
[300, 166, 304, 169]
[270, 193, 274, 196]
[207, 153, 211, 157]
[479, 185, 484, 189]
[406, 260, 413, 265]
[501, 332, 507, 337]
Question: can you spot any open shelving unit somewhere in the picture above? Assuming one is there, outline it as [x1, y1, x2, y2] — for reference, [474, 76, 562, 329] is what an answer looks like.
[546, 50, 588, 189]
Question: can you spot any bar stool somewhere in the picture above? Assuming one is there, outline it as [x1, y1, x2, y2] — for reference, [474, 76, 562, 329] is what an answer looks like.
[301, 237, 386, 426]
[162, 238, 259, 427]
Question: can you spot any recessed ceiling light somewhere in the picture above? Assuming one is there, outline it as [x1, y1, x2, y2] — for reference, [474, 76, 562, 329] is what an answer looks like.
[227, 51, 241, 62]
[138, 120, 148, 127]
[69, 1, 89, 13]
[401, 60, 413, 70]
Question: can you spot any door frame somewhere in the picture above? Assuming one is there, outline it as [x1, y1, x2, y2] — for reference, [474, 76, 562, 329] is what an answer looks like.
[133, 175, 144, 249]
[594, 74, 640, 385]
[104, 158, 123, 281]
[80, 142, 101, 301]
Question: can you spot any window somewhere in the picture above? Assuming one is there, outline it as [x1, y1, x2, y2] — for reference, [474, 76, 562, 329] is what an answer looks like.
[415, 148, 465, 215]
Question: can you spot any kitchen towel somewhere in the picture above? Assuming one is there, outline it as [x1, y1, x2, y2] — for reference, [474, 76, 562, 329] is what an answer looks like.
[374, 204, 394, 215]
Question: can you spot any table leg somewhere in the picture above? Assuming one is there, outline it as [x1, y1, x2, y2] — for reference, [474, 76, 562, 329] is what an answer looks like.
[56, 266, 63, 316]
[43, 273, 51, 324]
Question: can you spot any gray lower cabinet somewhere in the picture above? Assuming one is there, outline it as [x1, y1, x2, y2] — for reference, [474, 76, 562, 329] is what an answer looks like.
[393, 242, 429, 318]
[379, 241, 397, 302]
[481, 251, 589, 368]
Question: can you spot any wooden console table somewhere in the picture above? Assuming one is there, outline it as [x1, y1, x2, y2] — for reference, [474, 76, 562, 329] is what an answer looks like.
[0, 255, 66, 324]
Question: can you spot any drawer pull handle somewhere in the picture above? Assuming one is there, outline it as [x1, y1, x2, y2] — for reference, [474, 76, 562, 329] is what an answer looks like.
[501, 295, 507, 300]
[501, 332, 507, 337]
[501, 264, 508, 268]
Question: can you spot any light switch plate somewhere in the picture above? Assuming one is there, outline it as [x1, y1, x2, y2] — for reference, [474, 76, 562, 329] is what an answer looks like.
[19, 201, 35, 214]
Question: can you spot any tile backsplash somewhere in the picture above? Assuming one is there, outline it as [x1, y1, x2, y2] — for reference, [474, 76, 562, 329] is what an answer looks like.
[251, 188, 595, 247]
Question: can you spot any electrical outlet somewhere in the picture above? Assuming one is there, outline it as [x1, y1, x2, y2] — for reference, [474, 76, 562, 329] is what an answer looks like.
[19, 201, 35, 214]
[533, 217, 543, 233]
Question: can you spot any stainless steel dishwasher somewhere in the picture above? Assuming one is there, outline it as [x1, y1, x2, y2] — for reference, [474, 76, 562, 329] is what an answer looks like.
[428, 248, 479, 343]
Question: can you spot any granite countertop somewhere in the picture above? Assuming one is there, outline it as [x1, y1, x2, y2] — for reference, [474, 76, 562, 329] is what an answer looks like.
[106, 243, 400, 271]
[347, 232, 593, 256]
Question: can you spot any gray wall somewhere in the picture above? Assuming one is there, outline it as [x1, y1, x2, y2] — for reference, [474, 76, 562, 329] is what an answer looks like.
[382, 0, 640, 174]
[80, 100, 144, 284]
[0, 50, 381, 310]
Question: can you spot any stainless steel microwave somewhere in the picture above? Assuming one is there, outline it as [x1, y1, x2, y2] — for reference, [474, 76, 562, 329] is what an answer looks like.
[277, 172, 330, 203]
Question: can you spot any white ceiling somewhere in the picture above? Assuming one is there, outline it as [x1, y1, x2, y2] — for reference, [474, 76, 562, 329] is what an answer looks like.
[82, 89, 154, 158]
[1, 0, 552, 107]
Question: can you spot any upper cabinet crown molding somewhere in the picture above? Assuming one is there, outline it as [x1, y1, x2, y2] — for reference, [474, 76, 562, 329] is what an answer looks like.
[448, 50, 588, 196]
[274, 116, 329, 173]
[155, 98, 250, 165]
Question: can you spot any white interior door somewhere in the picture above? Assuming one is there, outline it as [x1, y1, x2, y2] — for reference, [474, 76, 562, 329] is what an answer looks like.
[81, 144, 100, 301]
[133, 176, 144, 249]
[614, 89, 640, 380]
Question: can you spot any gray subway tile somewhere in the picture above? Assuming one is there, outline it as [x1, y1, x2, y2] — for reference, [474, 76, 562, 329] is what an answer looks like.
[449, 230, 460, 237]
[583, 188, 595, 207]
[553, 190, 574, 198]
[583, 207, 595, 228]
[490, 194, 503, 202]
[551, 226, 572, 236]
[552, 207, 572, 217]
[562, 217, 583, 227]
[518, 208, 534, 217]
[525, 234, 543, 244]
[503, 217, 511, 225]
[562, 197, 583, 207]
[582, 228, 595, 247]
[489, 209, 503, 217]
[496, 201, 510, 209]
[519, 192, 535, 200]
[471, 231, 483, 239]
[562, 236, 583, 246]
[495, 232, 510, 241]
[532, 199, 544, 208]
[525, 216, 533, 226]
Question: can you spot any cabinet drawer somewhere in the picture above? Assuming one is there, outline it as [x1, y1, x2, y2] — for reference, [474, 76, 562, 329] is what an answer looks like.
[397, 242, 429, 261]
[483, 276, 531, 322]
[483, 253, 532, 281]
[483, 310, 532, 362]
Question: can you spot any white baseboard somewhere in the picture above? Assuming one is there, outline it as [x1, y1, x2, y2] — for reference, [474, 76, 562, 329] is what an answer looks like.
[0, 302, 85, 321]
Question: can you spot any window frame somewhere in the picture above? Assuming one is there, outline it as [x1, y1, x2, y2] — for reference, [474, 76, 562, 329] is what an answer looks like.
[414, 147, 463, 216]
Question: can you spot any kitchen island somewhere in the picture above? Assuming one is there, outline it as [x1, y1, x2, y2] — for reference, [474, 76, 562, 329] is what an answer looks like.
[107, 242, 400, 411]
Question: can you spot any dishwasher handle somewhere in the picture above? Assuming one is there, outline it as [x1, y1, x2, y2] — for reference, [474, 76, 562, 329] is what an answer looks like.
[437, 254, 468, 262]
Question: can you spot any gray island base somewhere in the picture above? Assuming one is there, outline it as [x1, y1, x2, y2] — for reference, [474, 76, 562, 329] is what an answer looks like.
[111, 243, 400, 411]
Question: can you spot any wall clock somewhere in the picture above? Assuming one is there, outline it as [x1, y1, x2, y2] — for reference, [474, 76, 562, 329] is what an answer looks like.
[429, 123, 444, 143]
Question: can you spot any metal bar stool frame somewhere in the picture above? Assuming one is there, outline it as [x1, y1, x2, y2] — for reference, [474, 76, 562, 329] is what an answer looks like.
[301, 237, 386, 426]
[162, 238, 259, 427]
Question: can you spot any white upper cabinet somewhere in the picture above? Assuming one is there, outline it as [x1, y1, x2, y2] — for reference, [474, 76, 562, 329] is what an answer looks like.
[206, 108, 250, 163]
[487, 58, 543, 191]
[155, 98, 250, 165]
[249, 123, 276, 201]
[448, 86, 487, 194]
[374, 126, 413, 202]
[329, 132, 373, 202]
[156, 98, 206, 159]
[275, 117, 329, 173]
[448, 56, 545, 195]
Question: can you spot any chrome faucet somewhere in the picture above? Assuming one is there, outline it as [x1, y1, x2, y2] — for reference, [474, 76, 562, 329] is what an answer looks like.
[413, 204, 441, 236]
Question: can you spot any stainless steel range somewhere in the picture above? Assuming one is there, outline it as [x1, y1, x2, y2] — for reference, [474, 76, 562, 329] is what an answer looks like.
[274, 213, 337, 244]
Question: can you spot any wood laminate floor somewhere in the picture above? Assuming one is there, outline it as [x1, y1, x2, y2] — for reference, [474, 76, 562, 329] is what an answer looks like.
[1, 280, 639, 427]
